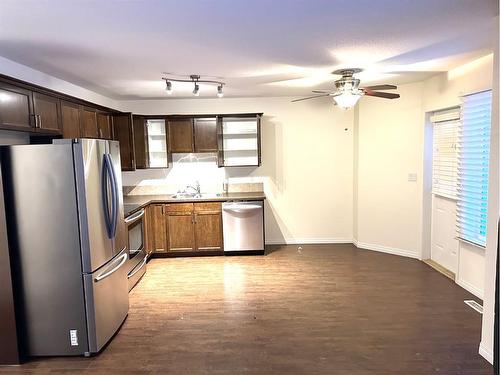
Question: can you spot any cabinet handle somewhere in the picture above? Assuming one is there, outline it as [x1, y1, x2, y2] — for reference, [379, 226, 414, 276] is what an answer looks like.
[193, 213, 197, 224]
[161, 205, 165, 215]
[37, 115, 42, 128]
[31, 114, 38, 128]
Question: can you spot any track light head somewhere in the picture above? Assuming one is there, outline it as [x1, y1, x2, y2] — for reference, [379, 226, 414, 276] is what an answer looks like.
[193, 83, 200, 96]
[217, 84, 224, 98]
[165, 80, 173, 95]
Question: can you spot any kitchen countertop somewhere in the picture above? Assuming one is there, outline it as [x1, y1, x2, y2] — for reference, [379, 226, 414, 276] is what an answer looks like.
[123, 192, 266, 217]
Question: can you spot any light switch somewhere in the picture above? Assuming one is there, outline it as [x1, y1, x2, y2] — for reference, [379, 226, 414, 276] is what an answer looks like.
[408, 173, 417, 182]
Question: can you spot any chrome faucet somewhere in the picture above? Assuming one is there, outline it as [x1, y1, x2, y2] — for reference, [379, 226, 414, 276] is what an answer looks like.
[185, 181, 201, 196]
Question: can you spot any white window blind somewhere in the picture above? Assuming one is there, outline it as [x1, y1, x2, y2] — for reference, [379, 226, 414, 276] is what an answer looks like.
[431, 108, 460, 199]
[457, 90, 492, 247]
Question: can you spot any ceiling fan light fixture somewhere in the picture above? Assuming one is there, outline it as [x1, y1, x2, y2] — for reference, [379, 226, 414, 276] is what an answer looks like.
[193, 83, 200, 96]
[333, 91, 362, 109]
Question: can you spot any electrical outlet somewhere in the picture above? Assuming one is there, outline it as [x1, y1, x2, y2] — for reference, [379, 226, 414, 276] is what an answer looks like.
[408, 173, 417, 182]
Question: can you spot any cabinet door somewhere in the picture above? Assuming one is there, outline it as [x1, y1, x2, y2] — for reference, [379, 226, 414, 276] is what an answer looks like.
[81, 107, 99, 138]
[113, 113, 135, 171]
[0, 82, 33, 131]
[60, 101, 81, 138]
[97, 112, 113, 139]
[32, 92, 61, 133]
[151, 204, 167, 253]
[167, 213, 195, 251]
[144, 205, 156, 256]
[168, 118, 193, 153]
[133, 115, 148, 169]
[194, 117, 218, 152]
[194, 212, 223, 251]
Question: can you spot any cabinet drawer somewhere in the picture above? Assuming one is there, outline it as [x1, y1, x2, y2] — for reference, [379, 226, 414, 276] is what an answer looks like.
[194, 202, 221, 213]
[165, 203, 194, 213]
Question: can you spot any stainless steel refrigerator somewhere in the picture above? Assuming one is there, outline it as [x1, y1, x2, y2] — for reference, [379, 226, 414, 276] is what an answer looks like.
[1, 139, 129, 357]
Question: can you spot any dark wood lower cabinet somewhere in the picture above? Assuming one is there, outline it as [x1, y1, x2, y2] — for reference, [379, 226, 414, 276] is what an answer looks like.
[167, 213, 196, 252]
[151, 204, 167, 253]
[146, 202, 223, 255]
[194, 211, 223, 251]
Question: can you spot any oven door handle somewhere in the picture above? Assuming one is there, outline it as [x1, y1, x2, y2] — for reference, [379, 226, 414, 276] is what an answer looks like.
[125, 208, 145, 224]
[128, 255, 147, 279]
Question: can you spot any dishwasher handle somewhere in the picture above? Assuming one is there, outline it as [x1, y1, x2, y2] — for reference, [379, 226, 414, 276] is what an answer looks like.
[223, 202, 263, 213]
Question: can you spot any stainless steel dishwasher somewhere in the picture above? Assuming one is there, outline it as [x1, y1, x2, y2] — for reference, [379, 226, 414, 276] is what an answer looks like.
[222, 201, 265, 254]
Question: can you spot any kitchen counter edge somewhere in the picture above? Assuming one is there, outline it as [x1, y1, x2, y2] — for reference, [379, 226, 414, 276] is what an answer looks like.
[123, 192, 266, 217]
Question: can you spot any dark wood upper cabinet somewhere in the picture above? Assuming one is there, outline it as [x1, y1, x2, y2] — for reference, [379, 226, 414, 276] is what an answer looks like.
[132, 115, 148, 169]
[168, 118, 194, 153]
[0, 82, 33, 131]
[194, 117, 218, 152]
[97, 112, 113, 139]
[113, 113, 135, 171]
[32, 92, 61, 133]
[60, 101, 81, 139]
[80, 107, 99, 138]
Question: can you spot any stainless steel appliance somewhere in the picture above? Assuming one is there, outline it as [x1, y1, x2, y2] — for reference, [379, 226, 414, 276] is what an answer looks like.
[222, 201, 265, 254]
[125, 207, 147, 291]
[1, 139, 129, 357]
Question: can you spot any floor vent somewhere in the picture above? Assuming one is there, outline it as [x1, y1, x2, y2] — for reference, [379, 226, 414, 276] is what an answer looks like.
[464, 300, 483, 314]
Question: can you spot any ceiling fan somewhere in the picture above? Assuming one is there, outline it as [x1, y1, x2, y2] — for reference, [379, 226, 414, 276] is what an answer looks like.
[291, 68, 400, 109]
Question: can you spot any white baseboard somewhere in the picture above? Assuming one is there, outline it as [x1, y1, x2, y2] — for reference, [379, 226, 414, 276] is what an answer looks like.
[353, 239, 420, 259]
[479, 342, 493, 364]
[265, 238, 419, 260]
[456, 278, 484, 300]
[265, 237, 353, 245]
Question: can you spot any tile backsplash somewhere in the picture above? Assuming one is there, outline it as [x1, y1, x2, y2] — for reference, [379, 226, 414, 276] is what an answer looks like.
[122, 152, 263, 195]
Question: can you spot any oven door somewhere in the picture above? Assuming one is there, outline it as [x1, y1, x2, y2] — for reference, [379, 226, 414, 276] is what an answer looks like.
[125, 208, 145, 269]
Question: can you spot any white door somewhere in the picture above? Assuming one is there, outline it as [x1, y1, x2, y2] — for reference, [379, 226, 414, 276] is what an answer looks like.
[430, 194, 459, 273]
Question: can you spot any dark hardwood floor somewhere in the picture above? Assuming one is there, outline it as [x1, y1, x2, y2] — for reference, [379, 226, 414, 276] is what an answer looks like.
[1, 244, 493, 374]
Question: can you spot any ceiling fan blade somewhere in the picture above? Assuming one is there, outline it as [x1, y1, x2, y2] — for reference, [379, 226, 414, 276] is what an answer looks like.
[363, 90, 400, 99]
[291, 94, 331, 102]
[312, 90, 331, 94]
[362, 84, 397, 91]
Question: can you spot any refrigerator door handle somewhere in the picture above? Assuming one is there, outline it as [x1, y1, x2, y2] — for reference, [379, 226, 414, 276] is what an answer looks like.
[94, 250, 128, 282]
[107, 153, 119, 238]
[101, 154, 112, 238]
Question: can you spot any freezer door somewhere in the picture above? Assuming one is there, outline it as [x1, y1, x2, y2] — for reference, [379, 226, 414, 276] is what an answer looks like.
[73, 139, 115, 273]
[83, 247, 129, 353]
[108, 140, 127, 256]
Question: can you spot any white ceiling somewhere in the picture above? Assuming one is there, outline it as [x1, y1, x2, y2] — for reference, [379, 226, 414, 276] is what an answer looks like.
[0, 0, 497, 99]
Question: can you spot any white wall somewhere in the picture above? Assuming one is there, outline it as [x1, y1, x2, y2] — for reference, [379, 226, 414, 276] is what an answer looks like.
[0, 56, 119, 109]
[480, 17, 499, 365]
[354, 82, 424, 258]
[121, 97, 355, 245]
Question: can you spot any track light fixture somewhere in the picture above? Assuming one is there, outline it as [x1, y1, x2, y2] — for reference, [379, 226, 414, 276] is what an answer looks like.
[165, 80, 173, 95]
[162, 74, 225, 98]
